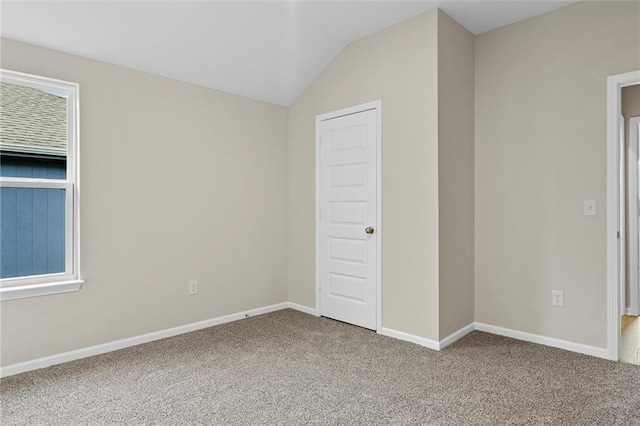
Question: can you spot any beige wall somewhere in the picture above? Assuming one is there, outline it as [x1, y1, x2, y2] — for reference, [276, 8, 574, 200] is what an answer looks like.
[437, 11, 475, 338]
[4, 1, 638, 366]
[288, 11, 441, 340]
[475, 1, 640, 348]
[0, 38, 289, 366]
[623, 84, 640, 307]
[622, 85, 640, 120]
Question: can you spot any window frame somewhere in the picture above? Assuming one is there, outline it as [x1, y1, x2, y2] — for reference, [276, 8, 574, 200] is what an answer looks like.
[0, 69, 83, 301]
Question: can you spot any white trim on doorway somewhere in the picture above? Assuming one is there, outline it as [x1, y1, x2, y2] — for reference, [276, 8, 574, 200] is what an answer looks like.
[315, 100, 382, 332]
[607, 70, 640, 361]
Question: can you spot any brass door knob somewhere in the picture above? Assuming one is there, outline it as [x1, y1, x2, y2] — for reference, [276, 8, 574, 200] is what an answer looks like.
[365, 226, 375, 235]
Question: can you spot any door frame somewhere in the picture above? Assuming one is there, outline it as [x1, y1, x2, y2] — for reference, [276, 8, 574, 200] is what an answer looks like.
[315, 100, 382, 332]
[628, 115, 640, 316]
[607, 70, 640, 361]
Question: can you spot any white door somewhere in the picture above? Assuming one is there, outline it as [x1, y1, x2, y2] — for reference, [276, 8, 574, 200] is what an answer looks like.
[317, 105, 379, 330]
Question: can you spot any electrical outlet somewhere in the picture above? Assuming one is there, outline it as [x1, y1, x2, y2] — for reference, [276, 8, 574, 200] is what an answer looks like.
[189, 280, 198, 296]
[552, 290, 564, 307]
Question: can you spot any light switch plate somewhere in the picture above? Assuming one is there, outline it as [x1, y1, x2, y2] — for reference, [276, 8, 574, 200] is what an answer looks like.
[584, 200, 597, 216]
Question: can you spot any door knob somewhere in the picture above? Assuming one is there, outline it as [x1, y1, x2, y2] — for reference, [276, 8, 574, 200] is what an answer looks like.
[365, 226, 375, 235]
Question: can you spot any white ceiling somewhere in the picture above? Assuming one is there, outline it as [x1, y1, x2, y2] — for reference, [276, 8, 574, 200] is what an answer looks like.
[0, 1, 575, 106]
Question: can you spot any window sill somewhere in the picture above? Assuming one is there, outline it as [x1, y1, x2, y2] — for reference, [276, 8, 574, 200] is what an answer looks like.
[0, 280, 84, 301]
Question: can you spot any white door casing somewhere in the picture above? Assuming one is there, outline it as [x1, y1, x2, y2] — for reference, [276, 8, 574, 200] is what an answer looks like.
[607, 71, 640, 361]
[316, 101, 381, 331]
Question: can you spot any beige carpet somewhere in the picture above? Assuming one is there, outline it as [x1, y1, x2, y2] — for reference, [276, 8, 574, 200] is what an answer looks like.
[1, 309, 639, 425]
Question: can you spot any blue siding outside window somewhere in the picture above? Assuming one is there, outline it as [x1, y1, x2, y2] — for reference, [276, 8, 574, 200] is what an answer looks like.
[0, 155, 66, 279]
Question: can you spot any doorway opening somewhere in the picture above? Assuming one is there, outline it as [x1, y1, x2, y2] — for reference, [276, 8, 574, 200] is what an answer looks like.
[607, 71, 640, 362]
[622, 97, 640, 363]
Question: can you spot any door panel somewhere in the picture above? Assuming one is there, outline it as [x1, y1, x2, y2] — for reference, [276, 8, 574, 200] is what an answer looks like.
[319, 108, 377, 330]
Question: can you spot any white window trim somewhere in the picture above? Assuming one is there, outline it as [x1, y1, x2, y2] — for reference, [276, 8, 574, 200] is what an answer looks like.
[0, 69, 83, 301]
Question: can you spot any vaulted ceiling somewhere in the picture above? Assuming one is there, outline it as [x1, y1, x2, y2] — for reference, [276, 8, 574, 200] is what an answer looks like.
[1, 1, 576, 105]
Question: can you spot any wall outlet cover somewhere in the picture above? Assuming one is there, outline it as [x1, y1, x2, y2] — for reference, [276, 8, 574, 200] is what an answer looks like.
[552, 290, 564, 307]
[189, 280, 198, 296]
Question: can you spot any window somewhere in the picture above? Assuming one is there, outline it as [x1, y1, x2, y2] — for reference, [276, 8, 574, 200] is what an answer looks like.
[0, 70, 82, 300]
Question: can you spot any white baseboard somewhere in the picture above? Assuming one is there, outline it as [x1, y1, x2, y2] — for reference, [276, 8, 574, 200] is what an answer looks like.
[439, 323, 475, 349]
[379, 327, 440, 350]
[380, 323, 475, 351]
[283, 304, 469, 351]
[474, 322, 608, 359]
[286, 302, 318, 316]
[1, 303, 611, 378]
[381, 321, 607, 359]
[0, 302, 289, 378]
